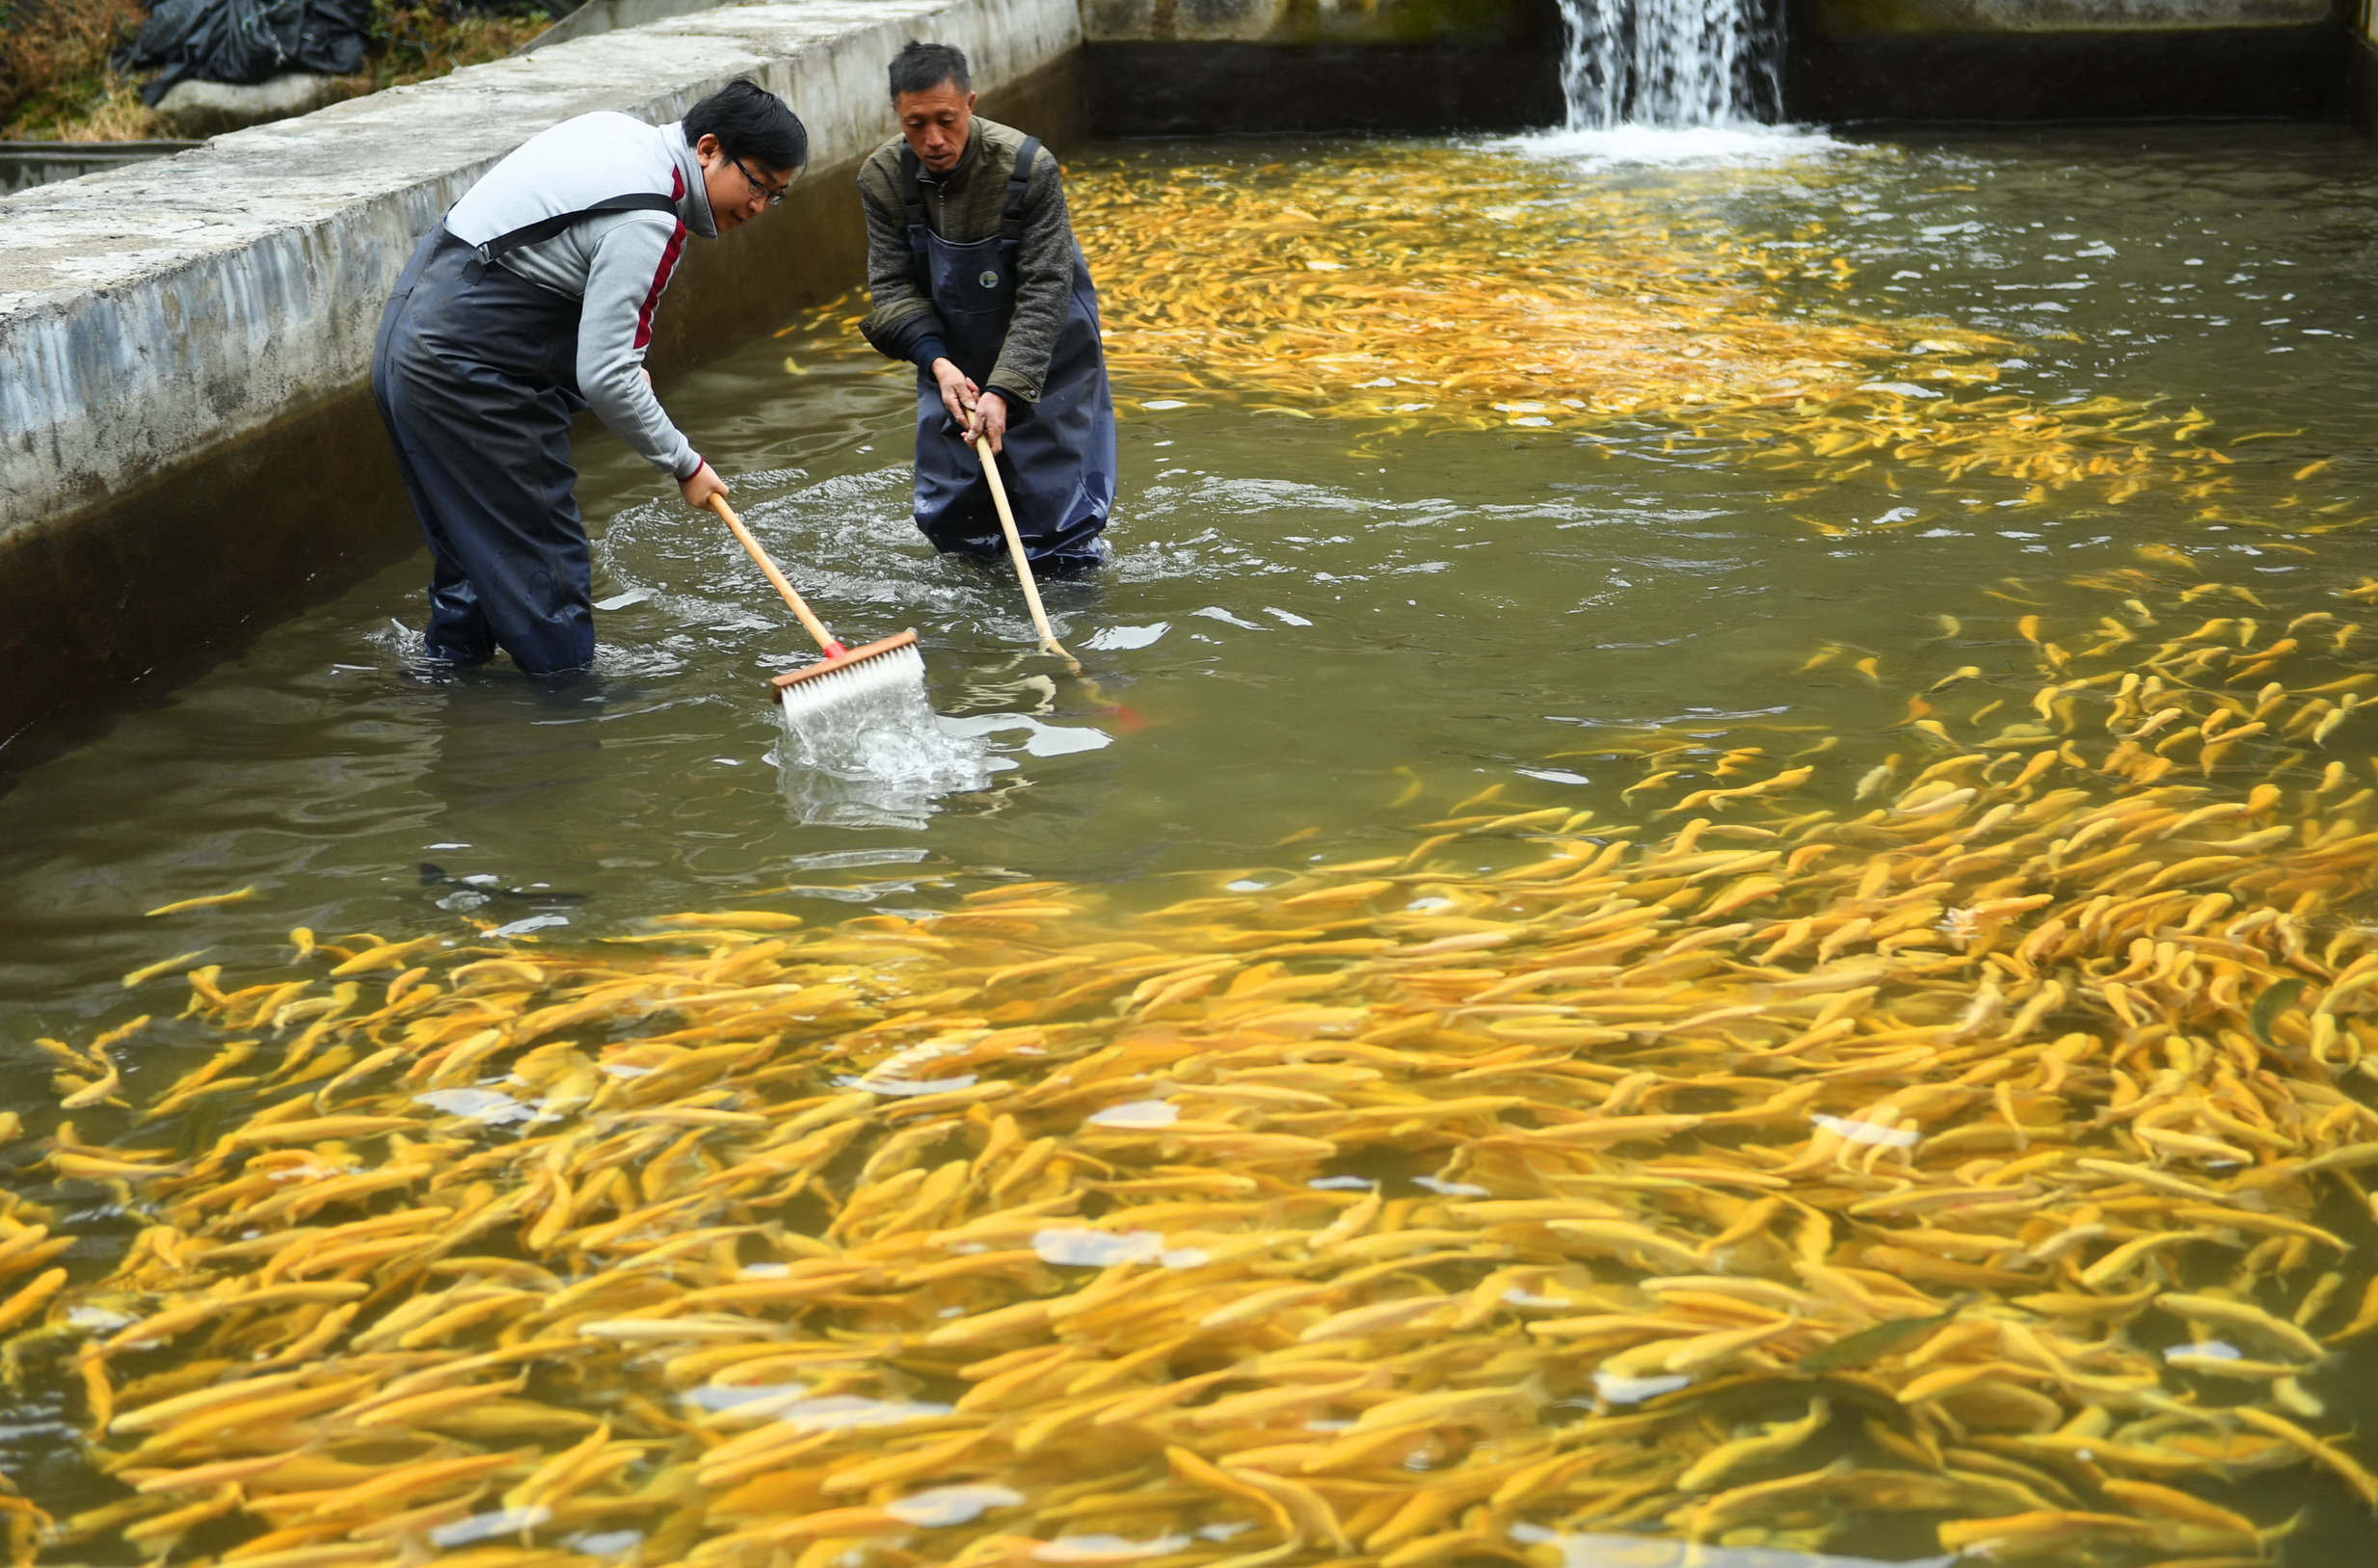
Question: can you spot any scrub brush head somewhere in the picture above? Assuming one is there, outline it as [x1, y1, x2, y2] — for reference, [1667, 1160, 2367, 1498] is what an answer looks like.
[770, 630, 926, 720]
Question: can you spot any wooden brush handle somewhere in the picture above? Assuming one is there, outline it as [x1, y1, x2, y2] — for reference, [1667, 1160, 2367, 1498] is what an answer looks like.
[973, 436, 1082, 675]
[708, 492, 843, 656]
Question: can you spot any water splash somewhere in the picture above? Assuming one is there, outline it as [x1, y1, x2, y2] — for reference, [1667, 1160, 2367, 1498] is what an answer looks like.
[775, 675, 995, 830]
[1555, 0, 1780, 130]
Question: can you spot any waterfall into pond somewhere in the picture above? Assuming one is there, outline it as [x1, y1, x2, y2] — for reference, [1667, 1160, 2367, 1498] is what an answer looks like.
[1557, 0, 1781, 129]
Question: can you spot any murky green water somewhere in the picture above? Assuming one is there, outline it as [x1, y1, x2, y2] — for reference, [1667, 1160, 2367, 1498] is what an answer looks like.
[6, 123, 2378, 1556]
[10, 126, 2377, 1001]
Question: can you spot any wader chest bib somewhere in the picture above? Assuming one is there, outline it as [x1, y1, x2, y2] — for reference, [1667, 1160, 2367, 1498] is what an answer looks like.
[371, 192, 674, 674]
[902, 139, 1115, 569]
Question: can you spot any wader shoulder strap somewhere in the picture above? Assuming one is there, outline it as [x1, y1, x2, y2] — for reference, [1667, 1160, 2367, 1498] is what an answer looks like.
[471, 192, 680, 266]
[895, 137, 1037, 240]
[897, 146, 927, 230]
[1000, 137, 1042, 244]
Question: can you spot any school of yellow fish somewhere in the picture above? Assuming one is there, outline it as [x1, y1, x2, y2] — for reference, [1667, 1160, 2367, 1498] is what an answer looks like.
[9, 552, 2378, 1568]
[1069, 146, 2329, 515]
[778, 145, 2348, 518]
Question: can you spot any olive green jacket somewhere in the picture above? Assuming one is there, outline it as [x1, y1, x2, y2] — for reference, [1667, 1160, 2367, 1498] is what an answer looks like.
[856, 117, 1074, 406]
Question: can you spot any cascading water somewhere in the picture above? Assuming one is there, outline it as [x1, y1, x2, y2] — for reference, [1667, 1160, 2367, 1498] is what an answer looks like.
[1556, 0, 1781, 129]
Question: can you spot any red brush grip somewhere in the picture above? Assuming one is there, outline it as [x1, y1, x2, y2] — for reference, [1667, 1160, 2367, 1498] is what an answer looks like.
[823, 641, 848, 658]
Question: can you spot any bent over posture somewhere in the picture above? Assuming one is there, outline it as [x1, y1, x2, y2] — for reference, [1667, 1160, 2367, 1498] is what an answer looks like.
[857, 40, 1115, 571]
[373, 80, 806, 673]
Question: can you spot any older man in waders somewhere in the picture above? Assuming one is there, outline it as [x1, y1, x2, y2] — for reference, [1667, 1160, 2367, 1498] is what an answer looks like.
[372, 79, 806, 675]
[857, 40, 1115, 571]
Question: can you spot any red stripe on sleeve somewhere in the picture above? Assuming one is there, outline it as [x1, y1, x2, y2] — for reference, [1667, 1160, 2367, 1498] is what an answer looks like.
[632, 168, 690, 352]
[633, 222, 687, 350]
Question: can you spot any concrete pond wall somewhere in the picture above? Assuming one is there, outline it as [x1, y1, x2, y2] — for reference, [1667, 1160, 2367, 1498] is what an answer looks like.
[0, 141, 204, 195]
[0, 0, 2356, 766]
[1081, 0, 1567, 134]
[1785, 0, 2350, 120]
[2357, 0, 2378, 127]
[1077, 0, 2348, 131]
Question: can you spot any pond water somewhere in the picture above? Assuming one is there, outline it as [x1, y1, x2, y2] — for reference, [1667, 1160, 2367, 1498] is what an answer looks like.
[5, 122, 2378, 1566]
[8, 125, 2375, 1000]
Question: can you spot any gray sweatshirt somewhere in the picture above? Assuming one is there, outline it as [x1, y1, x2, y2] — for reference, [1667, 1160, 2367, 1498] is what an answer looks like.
[444, 112, 716, 480]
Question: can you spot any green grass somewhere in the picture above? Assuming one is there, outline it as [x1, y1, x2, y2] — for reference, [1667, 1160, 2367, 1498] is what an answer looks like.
[0, 0, 551, 142]
[362, 1, 551, 93]
[0, 0, 156, 139]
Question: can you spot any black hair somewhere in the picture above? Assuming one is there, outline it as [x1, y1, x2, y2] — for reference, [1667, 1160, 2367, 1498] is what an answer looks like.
[889, 40, 970, 101]
[684, 78, 808, 173]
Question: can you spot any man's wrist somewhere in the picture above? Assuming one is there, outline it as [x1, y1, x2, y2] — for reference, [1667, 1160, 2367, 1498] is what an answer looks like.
[675, 453, 706, 483]
[914, 336, 950, 373]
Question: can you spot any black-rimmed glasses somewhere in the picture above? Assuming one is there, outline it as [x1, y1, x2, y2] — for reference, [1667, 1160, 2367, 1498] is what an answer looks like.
[731, 154, 789, 208]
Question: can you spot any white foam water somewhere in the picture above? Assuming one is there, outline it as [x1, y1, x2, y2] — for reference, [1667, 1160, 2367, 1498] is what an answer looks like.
[1500, 121, 1839, 165]
[775, 650, 994, 830]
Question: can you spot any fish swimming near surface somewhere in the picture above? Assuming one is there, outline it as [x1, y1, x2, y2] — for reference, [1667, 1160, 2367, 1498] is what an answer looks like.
[9, 443, 2378, 1564]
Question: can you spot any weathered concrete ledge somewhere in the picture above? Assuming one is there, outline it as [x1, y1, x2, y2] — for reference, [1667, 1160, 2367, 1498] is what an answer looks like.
[521, 0, 751, 54]
[0, 141, 202, 196]
[0, 0, 1082, 762]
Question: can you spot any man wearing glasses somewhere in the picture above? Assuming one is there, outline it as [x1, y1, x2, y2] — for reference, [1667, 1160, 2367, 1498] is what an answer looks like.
[372, 79, 806, 675]
[857, 40, 1115, 571]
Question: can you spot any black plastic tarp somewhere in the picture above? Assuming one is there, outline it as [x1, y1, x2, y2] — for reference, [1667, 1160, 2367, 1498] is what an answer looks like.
[125, 0, 374, 103]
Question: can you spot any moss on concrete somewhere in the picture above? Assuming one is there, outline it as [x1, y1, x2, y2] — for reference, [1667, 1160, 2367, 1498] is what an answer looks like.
[1813, 0, 2331, 32]
[1082, 0, 1537, 46]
